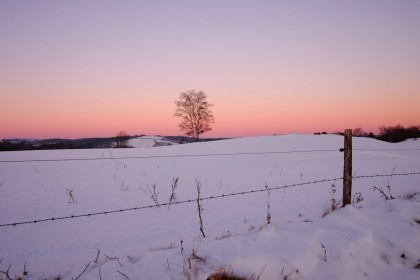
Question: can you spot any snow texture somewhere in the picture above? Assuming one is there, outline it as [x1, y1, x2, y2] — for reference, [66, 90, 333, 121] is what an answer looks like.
[0, 134, 419, 279]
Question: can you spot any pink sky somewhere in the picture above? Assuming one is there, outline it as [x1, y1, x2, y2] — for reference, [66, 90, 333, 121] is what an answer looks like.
[1, 1, 419, 139]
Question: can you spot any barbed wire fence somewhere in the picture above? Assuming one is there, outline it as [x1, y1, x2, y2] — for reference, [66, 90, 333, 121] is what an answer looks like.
[0, 149, 342, 163]
[1, 134, 420, 229]
[0, 171, 419, 228]
[1, 148, 419, 164]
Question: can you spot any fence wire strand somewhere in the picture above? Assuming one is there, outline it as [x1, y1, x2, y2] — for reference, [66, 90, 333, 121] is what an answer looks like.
[353, 172, 420, 179]
[0, 177, 342, 228]
[1, 147, 419, 164]
[1, 171, 419, 228]
[0, 149, 341, 163]
[353, 148, 420, 152]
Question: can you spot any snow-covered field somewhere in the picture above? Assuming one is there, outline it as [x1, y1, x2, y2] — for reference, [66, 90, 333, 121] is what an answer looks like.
[127, 136, 179, 148]
[0, 134, 419, 279]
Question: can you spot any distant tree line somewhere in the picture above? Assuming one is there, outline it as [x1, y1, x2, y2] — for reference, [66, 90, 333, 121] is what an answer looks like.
[0, 140, 78, 151]
[316, 124, 420, 143]
[376, 124, 420, 143]
[0, 140, 36, 151]
[0, 134, 227, 151]
[351, 125, 420, 142]
[0, 137, 118, 151]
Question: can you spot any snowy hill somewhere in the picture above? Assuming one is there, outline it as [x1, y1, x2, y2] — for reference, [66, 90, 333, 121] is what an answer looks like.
[0, 134, 419, 279]
[127, 136, 179, 148]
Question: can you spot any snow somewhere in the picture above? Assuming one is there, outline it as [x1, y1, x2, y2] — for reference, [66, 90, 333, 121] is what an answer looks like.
[127, 136, 179, 148]
[0, 134, 419, 279]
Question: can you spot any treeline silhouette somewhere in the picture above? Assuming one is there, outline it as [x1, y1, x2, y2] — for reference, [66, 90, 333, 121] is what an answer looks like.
[376, 124, 420, 143]
[329, 124, 420, 143]
[0, 137, 117, 151]
[0, 135, 227, 151]
[1, 125, 418, 151]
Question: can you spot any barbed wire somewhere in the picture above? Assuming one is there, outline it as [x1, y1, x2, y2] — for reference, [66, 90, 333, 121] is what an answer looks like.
[1, 147, 419, 164]
[0, 177, 343, 228]
[1, 172, 419, 228]
[0, 149, 341, 163]
[353, 148, 420, 152]
[353, 171, 420, 179]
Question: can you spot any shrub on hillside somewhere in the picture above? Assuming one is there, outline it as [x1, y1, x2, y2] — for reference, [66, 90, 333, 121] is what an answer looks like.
[377, 124, 420, 143]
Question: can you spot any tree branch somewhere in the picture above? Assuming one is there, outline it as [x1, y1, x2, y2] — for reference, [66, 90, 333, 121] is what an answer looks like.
[117, 270, 130, 280]
[74, 261, 91, 280]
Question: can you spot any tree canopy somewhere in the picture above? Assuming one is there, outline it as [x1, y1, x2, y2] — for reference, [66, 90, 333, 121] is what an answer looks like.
[174, 90, 214, 142]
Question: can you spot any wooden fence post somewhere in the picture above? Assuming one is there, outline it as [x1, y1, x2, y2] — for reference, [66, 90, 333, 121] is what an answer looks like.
[343, 129, 352, 207]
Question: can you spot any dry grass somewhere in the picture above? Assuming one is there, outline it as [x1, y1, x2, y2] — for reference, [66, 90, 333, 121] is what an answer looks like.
[402, 190, 418, 200]
[207, 271, 246, 280]
[215, 230, 232, 240]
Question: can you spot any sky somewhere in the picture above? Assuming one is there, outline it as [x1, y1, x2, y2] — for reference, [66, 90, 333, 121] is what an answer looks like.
[1, 0, 419, 139]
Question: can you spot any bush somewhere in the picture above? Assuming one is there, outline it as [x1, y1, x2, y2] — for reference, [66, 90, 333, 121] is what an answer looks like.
[377, 124, 420, 143]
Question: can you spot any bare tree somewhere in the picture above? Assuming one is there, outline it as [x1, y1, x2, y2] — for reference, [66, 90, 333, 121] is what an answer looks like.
[115, 130, 130, 148]
[174, 90, 214, 142]
[352, 128, 368, 137]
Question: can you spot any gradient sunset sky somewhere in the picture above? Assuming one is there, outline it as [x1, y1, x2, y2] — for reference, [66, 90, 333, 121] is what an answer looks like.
[1, 0, 419, 139]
